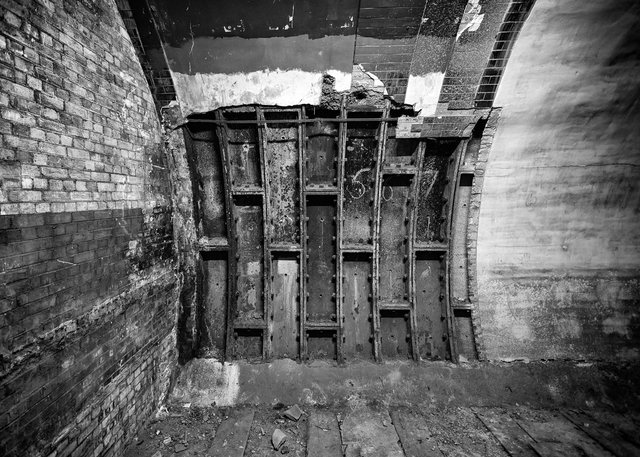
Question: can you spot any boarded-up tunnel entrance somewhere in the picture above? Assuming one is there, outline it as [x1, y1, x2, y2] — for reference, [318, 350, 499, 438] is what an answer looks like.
[185, 105, 482, 363]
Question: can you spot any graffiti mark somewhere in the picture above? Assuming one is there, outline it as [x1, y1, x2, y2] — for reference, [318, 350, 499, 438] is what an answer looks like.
[347, 167, 369, 200]
[422, 170, 439, 201]
[382, 185, 394, 202]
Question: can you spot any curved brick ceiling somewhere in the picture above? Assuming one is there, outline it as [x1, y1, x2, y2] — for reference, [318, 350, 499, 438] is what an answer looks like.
[119, 0, 534, 114]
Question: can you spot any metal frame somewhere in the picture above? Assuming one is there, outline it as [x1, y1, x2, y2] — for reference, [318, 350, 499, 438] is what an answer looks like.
[194, 106, 478, 364]
[371, 101, 391, 361]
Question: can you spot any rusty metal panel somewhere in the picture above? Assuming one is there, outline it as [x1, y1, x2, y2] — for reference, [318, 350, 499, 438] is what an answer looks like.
[270, 256, 300, 359]
[264, 111, 300, 246]
[453, 309, 477, 360]
[233, 329, 263, 360]
[306, 330, 337, 360]
[305, 118, 338, 187]
[199, 251, 227, 358]
[189, 128, 227, 238]
[343, 119, 379, 245]
[378, 175, 411, 301]
[305, 196, 337, 322]
[415, 251, 448, 360]
[234, 197, 264, 322]
[415, 141, 458, 243]
[342, 254, 373, 360]
[451, 174, 473, 305]
[226, 112, 262, 189]
[384, 124, 419, 168]
[380, 310, 411, 359]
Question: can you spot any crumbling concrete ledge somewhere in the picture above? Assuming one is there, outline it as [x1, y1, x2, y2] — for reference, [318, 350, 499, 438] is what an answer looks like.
[170, 359, 640, 412]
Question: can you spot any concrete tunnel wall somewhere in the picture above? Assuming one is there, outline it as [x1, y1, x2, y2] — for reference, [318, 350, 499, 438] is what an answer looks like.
[477, 0, 640, 361]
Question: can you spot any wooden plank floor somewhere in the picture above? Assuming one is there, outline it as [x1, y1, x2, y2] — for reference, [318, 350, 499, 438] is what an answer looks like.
[208, 409, 255, 457]
[307, 411, 342, 457]
[124, 405, 639, 457]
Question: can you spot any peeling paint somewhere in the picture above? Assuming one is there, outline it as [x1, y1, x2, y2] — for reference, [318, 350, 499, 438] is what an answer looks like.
[355, 64, 386, 90]
[456, 0, 484, 40]
[172, 68, 351, 115]
[404, 72, 445, 115]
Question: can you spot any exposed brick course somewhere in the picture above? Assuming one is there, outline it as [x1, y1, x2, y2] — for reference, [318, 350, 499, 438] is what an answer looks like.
[0, 0, 179, 456]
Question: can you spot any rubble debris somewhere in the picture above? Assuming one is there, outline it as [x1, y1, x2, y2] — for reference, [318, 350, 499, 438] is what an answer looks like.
[272, 428, 288, 450]
[174, 443, 188, 453]
[282, 405, 303, 422]
[155, 405, 170, 420]
[280, 444, 290, 454]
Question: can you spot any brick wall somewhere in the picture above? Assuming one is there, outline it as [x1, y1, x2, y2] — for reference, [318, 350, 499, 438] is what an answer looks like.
[354, 0, 426, 103]
[0, 0, 179, 455]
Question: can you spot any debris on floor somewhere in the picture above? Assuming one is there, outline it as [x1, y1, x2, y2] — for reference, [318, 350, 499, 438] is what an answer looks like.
[123, 402, 639, 457]
[282, 405, 303, 421]
[272, 428, 288, 450]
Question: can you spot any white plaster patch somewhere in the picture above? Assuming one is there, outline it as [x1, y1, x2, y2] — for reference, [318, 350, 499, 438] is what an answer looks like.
[172, 68, 352, 116]
[457, 0, 484, 41]
[212, 362, 241, 406]
[172, 360, 240, 406]
[404, 72, 445, 116]
[326, 69, 352, 92]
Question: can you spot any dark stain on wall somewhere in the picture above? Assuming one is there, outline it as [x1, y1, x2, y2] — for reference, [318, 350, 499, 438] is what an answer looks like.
[148, 0, 358, 42]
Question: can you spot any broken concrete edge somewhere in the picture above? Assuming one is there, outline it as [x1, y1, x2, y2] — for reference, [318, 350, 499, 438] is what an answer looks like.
[167, 358, 640, 413]
[158, 70, 416, 131]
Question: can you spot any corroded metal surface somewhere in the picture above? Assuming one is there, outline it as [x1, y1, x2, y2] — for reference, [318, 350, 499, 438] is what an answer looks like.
[234, 202, 265, 321]
[186, 107, 477, 362]
[305, 197, 337, 322]
[378, 176, 411, 301]
[415, 252, 448, 360]
[305, 120, 339, 187]
[415, 141, 457, 243]
[380, 310, 412, 359]
[264, 111, 301, 246]
[343, 120, 379, 245]
[343, 255, 374, 360]
[227, 117, 262, 189]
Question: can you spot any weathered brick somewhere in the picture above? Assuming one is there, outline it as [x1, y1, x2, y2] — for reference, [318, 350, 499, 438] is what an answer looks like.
[4, 10, 22, 29]
[2, 108, 36, 126]
[41, 166, 68, 179]
[8, 189, 41, 202]
[0, 2, 176, 457]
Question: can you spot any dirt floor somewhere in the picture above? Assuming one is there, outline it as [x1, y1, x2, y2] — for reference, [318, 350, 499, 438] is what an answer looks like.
[123, 399, 640, 456]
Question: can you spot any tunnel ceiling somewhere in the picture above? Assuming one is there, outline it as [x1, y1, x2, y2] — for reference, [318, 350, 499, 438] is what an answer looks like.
[117, 0, 535, 115]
